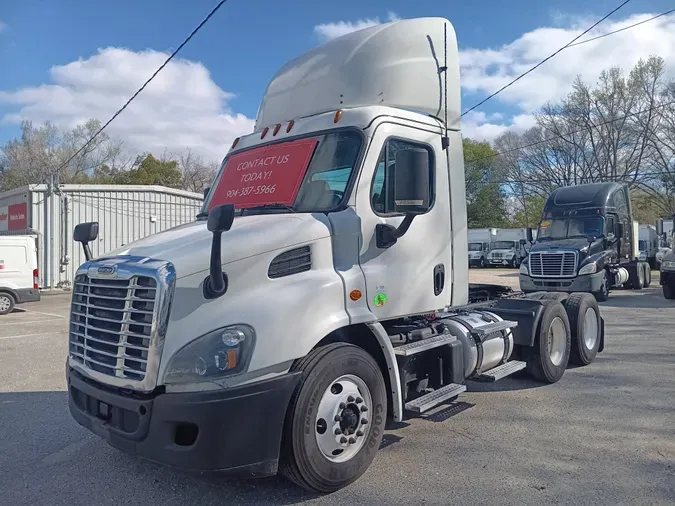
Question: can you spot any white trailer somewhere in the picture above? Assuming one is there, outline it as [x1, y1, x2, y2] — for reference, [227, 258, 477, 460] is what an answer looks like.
[638, 224, 658, 267]
[467, 228, 495, 268]
[65, 18, 606, 493]
[486, 228, 531, 267]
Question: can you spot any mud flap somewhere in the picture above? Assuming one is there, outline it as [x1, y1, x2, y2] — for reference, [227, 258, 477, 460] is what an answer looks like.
[598, 316, 605, 353]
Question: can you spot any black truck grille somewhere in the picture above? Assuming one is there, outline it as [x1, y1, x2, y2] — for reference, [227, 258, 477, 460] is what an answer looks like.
[529, 252, 577, 277]
[69, 274, 157, 381]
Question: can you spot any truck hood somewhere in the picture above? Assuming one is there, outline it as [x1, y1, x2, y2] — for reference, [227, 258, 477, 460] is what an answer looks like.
[103, 213, 332, 278]
[531, 237, 605, 262]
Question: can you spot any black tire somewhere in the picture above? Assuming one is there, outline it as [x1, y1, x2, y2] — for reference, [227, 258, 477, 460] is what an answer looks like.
[0, 292, 15, 316]
[525, 300, 571, 383]
[643, 263, 651, 288]
[593, 270, 610, 302]
[540, 292, 569, 303]
[563, 293, 601, 366]
[511, 256, 518, 268]
[664, 282, 675, 300]
[279, 343, 387, 493]
[480, 257, 486, 268]
[634, 264, 645, 290]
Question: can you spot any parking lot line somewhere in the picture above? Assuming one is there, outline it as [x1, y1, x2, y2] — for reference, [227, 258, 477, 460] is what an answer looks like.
[0, 332, 64, 341]
[0, 318, 64, 327]
[21, 309, 68, 319]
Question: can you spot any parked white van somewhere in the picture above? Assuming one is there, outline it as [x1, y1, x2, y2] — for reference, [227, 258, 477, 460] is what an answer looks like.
[0, 235, 40, 314]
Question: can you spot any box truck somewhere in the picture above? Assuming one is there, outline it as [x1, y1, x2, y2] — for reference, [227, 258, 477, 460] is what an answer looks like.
[486, 228, 531, 268]
[467, 228, 495, 267]
[638, 224, 658, 267]
[0, 235, 40, 314]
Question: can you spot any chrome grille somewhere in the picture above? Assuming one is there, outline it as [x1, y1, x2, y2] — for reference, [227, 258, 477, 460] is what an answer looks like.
[69, 274, 157, 381]
[529, 251, 577, 277]
[492, 253, 503, 259]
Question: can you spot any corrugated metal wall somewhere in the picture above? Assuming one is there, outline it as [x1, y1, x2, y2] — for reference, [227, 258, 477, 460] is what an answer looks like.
[0, 185, 203, 288]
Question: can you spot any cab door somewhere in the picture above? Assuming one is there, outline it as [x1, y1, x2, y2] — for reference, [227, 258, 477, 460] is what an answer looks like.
[353, 121, 452, 319]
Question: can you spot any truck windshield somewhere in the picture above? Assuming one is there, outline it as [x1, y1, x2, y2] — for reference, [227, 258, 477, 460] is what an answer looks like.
[468, 243, 483, 251]
[203, 130, 362, 215]
[537, 216, 604, 240]
[493, 241, 515, 249]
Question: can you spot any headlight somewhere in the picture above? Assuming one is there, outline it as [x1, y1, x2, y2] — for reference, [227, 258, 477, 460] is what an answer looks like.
[163, 325, 255, 384]
[578, 263, 597, 275]
[519, 263, 529, 275]
[662, 260, 675, 269]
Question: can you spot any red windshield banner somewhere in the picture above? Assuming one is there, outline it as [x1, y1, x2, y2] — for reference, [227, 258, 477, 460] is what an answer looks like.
[208, 138, 318, 210]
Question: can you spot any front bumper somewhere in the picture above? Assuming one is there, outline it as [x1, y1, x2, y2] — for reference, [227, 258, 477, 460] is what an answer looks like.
[67, 367, 302, 476]
[519, 270, 604, 293]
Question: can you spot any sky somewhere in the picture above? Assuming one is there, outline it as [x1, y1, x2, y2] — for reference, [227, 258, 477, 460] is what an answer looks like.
[1, 0, 675, 164]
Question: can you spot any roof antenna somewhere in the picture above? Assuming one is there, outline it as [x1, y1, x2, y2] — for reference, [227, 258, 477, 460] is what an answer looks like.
[440, 23, 449, 150]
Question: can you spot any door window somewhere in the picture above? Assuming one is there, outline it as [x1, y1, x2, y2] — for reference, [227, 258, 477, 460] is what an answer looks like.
[370, 138, 434, 216]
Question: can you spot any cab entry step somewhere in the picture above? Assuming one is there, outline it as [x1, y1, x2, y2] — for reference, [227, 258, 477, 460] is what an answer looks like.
[475, 360, 527, 382]
[405, 383, 467, 414]
[393, 334, 457, 357]
[470, 320, 518, 337]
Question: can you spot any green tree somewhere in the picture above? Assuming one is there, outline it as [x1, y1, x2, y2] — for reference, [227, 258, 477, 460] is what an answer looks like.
[463, 138, 509, 227]
[118, 154, 183, 188]
[511, 194, 546, 228]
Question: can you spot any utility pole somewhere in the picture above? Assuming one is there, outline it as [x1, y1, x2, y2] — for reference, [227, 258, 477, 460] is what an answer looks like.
[43, 173, 52, 290]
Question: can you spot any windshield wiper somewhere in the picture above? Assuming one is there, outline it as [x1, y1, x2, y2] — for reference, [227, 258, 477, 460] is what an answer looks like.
[242, 204, 296, 214]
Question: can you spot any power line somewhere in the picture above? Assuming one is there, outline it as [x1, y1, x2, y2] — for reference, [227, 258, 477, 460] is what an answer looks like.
[568, 9, 675, 47]
[465, 99, 675, 166]
[58, 0, 229, 174]
[461, 0, 632, 117]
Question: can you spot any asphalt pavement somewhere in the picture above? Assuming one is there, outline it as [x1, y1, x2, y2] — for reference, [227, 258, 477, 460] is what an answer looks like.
[0, 276, 673, 505]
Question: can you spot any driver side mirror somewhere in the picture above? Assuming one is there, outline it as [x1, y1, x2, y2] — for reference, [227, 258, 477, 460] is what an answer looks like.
[519, 239, 526, 246]
[617, 223, 624, 238]
[392, 148, 431, 215]
[203, 187, 210, 199]
[526, 228, 533, 242]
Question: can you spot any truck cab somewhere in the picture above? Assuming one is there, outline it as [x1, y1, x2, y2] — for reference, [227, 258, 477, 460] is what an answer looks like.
[65, 17, 606, 493]
[520, 182, 650, 301]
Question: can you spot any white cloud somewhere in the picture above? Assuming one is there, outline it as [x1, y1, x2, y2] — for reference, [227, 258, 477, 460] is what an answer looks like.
[460, 12, 675, 112]
[314, 12, 400, 42]
[0, 47, 254, 162]
[462, 112, 536, 143]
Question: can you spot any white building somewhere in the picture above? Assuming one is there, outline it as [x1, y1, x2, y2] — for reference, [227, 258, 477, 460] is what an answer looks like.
[0, 184, 203, 289]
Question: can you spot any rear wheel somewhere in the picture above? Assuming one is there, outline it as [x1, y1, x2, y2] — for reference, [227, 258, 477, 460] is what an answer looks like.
[511, 256, 518, 268]
[564, 293, 601, 366]
[280, 343, 387, 493]
[643, 263, 652, 288]
[0, 293, 15, 315]
[525, 300, 571, 383]
[479, 257, 486, 268]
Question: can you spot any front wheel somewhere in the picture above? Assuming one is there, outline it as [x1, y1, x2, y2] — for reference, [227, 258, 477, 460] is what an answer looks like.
[480, 257, 486, 268]
[511, 256, 518, 268]
[280, 343, 387, 493]
[664, 282, 675, 300]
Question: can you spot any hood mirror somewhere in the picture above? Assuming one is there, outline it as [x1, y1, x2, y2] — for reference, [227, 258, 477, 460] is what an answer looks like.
[73, 222, 99, 261]
[204, 204, 235, 299]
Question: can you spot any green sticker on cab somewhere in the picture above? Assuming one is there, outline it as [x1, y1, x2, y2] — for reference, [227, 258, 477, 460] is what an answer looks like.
[373, 292, 388, 307]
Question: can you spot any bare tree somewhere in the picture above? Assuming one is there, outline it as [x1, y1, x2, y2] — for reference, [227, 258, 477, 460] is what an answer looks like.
[178, 148, 218, 193]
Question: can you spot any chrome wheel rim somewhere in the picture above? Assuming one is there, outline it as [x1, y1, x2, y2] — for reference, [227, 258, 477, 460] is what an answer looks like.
[547, 316, 567, 366]
[0, 295, 11, 312]
[315, 374, 372, 463]
[582, 307, 599, 350]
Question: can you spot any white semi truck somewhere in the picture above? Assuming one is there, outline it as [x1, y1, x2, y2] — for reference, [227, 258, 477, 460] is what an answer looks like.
[468, 228, 495, 267]
[66, 18, 606, 493]
[486, 228, 532, 268]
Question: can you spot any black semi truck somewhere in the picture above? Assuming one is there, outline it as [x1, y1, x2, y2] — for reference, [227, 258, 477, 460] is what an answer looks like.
[519, 182, 651, 301]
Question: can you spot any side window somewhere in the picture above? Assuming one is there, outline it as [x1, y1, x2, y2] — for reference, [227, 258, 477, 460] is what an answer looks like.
[606, 215, 615, 237]
[370, 138, 434, 215]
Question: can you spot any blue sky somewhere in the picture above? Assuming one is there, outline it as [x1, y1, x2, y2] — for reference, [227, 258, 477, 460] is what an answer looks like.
[2, 0, 674, 161]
